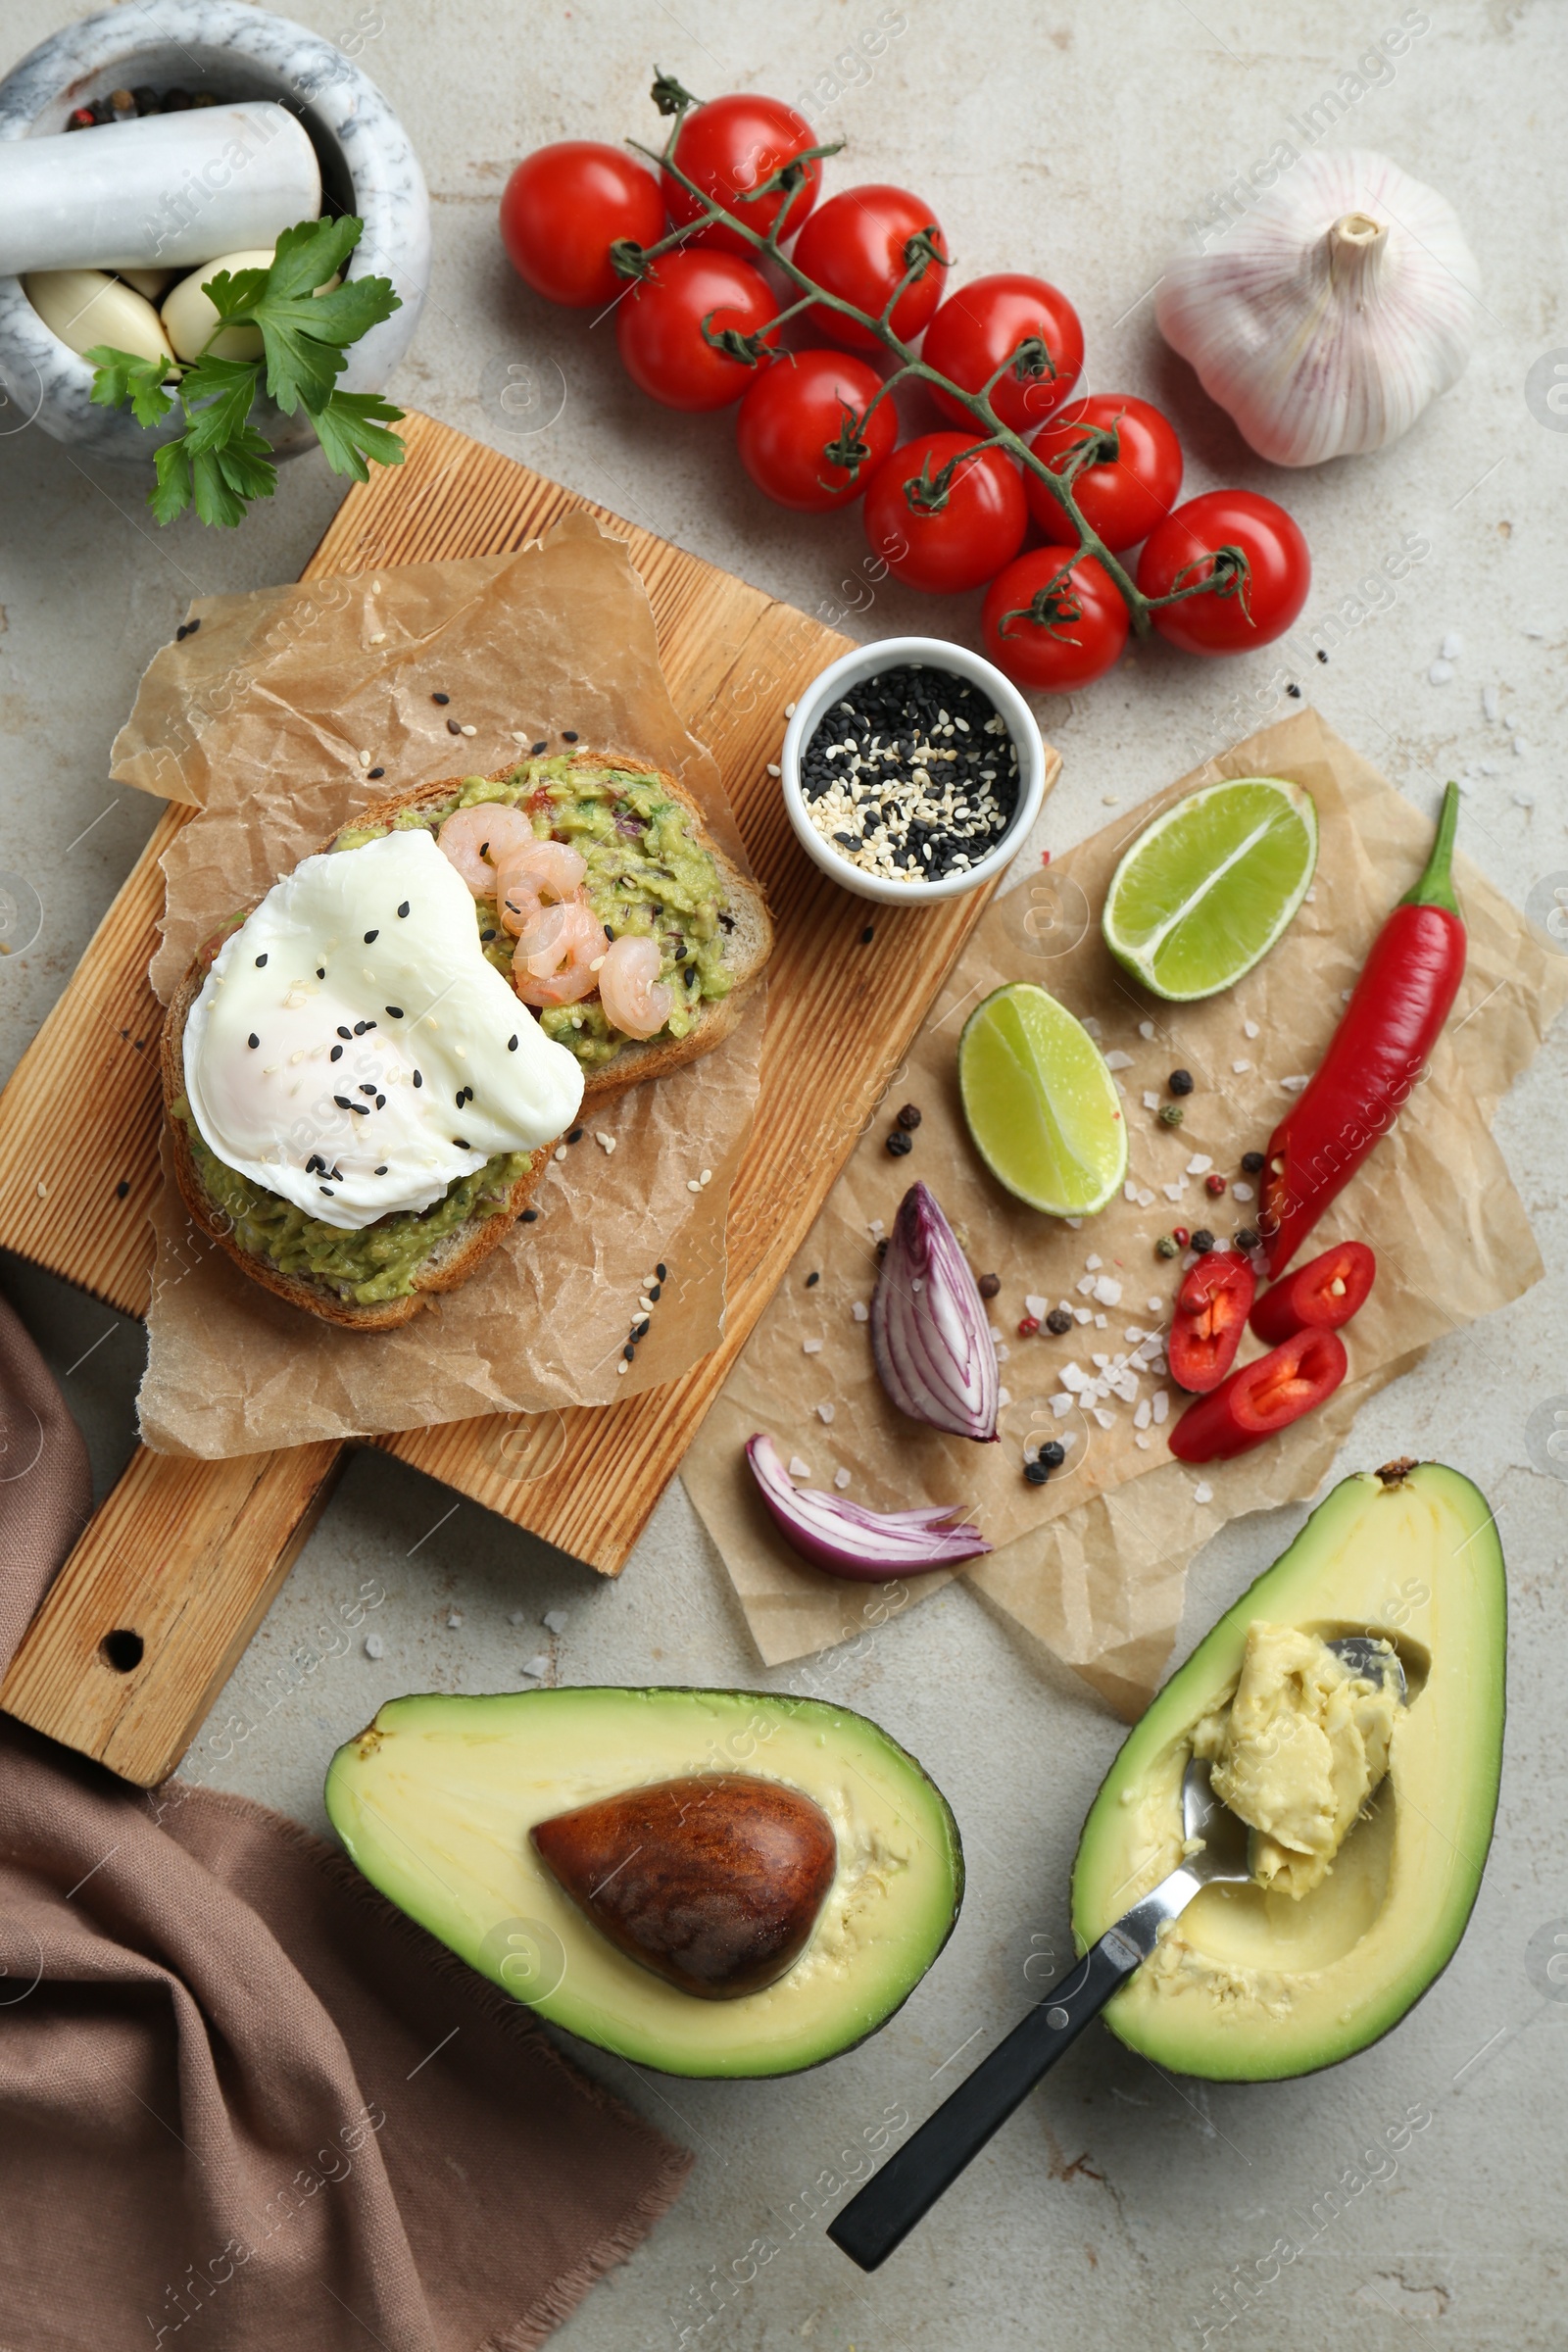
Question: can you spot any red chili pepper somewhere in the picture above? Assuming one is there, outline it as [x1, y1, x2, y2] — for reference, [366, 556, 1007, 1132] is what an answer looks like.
[1250, 1240, 1376, 1348]
[1259, 782, 1465, 1276]
[1168, 1251, 1256, 1394]
[1168, 1328, 1348, 1463]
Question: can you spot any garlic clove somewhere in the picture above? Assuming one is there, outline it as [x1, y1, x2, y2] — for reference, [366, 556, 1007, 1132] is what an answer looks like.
[1155, 149, 1482, 467]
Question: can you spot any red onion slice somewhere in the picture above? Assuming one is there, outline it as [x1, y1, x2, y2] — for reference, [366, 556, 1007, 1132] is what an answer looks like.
[746, 1434, 991, 1581]
[870, 1182, 1000, 1442]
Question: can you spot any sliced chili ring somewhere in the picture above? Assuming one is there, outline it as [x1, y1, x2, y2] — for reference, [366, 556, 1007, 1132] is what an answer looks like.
[1168, 1328, 1348, 1464]
[1250, 1241, 1376, 1348]
[1167, 1250, 1257, 1395]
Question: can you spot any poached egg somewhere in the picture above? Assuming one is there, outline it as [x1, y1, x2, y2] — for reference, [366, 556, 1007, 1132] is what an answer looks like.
[183, 827, 585, 1231]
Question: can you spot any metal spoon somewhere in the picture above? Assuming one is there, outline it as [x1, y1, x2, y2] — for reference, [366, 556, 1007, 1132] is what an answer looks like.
[828, 1638, 1405, 2272]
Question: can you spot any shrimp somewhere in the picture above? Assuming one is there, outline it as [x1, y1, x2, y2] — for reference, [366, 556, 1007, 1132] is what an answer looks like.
[597, 933, 674, 1040]
[436, 803, 538, 898]
[512, 900, 606, 1007]
[494, 838, 589, 937]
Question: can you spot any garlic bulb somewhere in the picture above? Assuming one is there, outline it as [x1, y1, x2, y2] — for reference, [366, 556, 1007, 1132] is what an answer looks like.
[1156, 149, 1481, 467]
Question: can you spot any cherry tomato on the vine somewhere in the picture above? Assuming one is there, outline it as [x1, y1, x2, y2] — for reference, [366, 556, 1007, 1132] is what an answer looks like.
[863, 432, 1027, 595]
[735, 350, 897, 513]
[615, 248, 779, 412]
[1026, 394, 1183, 553]
[1137, 490, 1310, 655]
[500, 143, 667, 310]
[663, 94, 822, 257]
[792, 184, 949, 352]
[981, 546, 1129, 692]
[922, 273, 1084, 433]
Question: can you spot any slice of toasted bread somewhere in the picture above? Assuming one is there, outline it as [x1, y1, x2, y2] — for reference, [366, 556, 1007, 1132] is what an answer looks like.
[160, 749, 770, 1328]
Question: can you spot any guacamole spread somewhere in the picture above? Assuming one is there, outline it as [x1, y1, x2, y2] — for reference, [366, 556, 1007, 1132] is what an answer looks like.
[178, 1099, 530, 1306]
[334, 757, 733, 1071]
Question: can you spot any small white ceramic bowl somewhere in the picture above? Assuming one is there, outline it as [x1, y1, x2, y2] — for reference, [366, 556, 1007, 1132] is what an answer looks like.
[780, 636, 1047, 905]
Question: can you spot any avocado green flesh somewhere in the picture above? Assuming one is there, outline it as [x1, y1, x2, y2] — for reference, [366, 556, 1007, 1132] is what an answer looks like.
[186, 759, 734, 1296]
[1070, 1464, 1504, 2082]
[324, 1688, 964, 2078]
[335, 759, 732, 1070]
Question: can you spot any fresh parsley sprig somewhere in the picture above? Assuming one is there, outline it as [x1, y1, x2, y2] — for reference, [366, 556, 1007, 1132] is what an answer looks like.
[85, 216, 406, 528]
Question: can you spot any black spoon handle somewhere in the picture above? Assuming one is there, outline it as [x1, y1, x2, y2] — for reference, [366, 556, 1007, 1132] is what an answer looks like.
[827, 1931, 1140, 2273]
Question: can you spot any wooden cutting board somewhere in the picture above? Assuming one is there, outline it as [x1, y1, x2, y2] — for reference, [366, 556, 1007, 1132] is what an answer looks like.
[0, 409, 1055, 1787]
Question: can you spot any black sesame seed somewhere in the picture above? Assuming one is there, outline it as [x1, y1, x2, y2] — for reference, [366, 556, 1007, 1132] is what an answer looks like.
[604, 924, 615, 942]
[1040, 1440, 1066, 1467]
[805, 1271, 820, 1288]
[1286, 683, 1301, 700]
[521, 1207, 539, 1222]
[330, 1044, 344, 1061]
[364, 929, 378, 944]
[351, 1102, 369, 1116]
[567, 1127, 583, 1144]
[317, 966, 326, 979]
[375, 1094, 385, 1108]
[623, 1343, 635, 1361]
[374, 1165, 388, 1176]
[656, 1262, 667, 1281]
[1045, 1306, 1073, 1336]
[876, 1237, 889, 1259]
[1168, 1068, 1195, 1097]
[414, 1070, 422, 1088]
[337, 1026, 352, 1039]
[455, 1090, 466, 1108]
[1316, 648, 1329, 664]
[860, 925, 874, 944]
[397, 900, 410, 918]
[385, 1005, 404, 1019]
[634, 1317, 651, 1340]
[531, 740, 548, 756]
[454, 1138, 469, 1149]
[353, 1020, 369, 1035]
[247, 1032, 259, 1049]
[307, 1155, 324, 1174]
[333, 1095, 352, 1109]
[563, 730, 578, 743]
[480, 929, 497, 942]
[432, 691, 450, 705]
[508, 1035, 518, 1052]
[447, 717, 463, 735]
[115, 1179, 129, 1200]
[319, 1187, 334, 1197]
[254, 953, 268, 967]
[1241, 1150, 1265, 1174]
[368, 766, 385, 779]
[649, 1282, 662, 1300]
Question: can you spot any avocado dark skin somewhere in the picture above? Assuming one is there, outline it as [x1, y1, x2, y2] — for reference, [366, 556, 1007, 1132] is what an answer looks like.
[531, 1772, 838, 1999]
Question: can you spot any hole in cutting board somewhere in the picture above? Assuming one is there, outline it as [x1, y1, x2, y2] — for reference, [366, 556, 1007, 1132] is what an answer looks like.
[100, 1629, 144, 1674]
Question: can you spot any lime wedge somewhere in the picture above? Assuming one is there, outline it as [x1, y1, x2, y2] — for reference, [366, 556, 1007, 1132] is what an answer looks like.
[959, 982, 1128, 1217]
[1102, 776, 1318, 1002]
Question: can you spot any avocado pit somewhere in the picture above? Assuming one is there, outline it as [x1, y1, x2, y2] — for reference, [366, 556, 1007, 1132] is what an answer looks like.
[530, 1771, 838, 1999]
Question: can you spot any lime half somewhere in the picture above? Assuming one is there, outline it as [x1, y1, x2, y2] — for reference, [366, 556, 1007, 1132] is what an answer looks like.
[959, 982, 1128, 1217]
[1102, 776, 1318, 1002]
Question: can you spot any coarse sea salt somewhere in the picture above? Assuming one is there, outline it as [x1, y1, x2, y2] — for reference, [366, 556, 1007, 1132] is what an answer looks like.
[1152, 1392, 1169, 1425]
[834, 1467, 852, 1490]
[803, 1338, 823, 1354]
[852, 1300, 869, 1322]
[1103, 1050, 1134, 1070]
[1139, 1021, 1155, 1040]
[1144, 1090, 1161, 1111]
[1234, 1181, 1254, 1201]
[1244, 1019, 1259, 1039]
[789, 1455, 811, 1479]
[816, 1401, 836, 1424]
[1186, 1153, 1213, 1175]
[1193, 1481, 1214, 1504]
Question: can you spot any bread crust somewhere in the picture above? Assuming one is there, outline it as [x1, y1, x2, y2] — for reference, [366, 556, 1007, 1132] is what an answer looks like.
[160, 750, 770, 1329]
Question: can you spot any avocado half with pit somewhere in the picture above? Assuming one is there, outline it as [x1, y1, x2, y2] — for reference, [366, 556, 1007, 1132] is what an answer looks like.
[324, 1686, 964, 2078]
[1071, 1461, 1504, 2082]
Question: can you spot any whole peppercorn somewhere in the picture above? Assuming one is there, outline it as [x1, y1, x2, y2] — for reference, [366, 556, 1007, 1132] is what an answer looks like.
[1024, 1458, 1052, 1486]
[1158, 1103, 1185, 1127]
[977, 1272, 1001, 1299]
[1155, 1234, 1180, 1260]
[1018, 1314, 1041, 1338]
[1241, 1150, 1266, 1175]
[1040, 1439, 1066, 1467]
[1235, 1227, 1261, 1251]
[1045, 1306, 1073, 1335]
[1204, 1171, 1228, 1199]
[886, 1128, 912, 1156]
[876, 1236, 889, 1259]
[1171, 1226, 1191, 1248]
[896, 1102, 922, 1131]
[1191, 1228, 1215, 1253]
[1168, 1068, 1195, 1097]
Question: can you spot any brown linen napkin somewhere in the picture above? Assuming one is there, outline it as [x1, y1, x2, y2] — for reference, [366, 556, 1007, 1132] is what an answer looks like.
[0, 1296, 690, 2352]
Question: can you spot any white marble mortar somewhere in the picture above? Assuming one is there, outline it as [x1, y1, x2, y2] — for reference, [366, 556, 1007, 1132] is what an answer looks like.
[0, 0, 429, 465]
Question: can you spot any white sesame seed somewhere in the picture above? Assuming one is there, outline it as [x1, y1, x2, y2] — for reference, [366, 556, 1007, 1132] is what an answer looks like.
[687, 1178, 702, 1193]
[461, 723, 477, 737]
[597, 1131, 616, 1153]
[766, 761, 781, 778]
[359, 749, 371, 767]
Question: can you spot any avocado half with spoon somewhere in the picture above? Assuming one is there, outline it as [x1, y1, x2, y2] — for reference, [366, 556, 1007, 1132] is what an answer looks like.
[1071, 1460, 1504, 2081]
[324, 1687, 964, 2078]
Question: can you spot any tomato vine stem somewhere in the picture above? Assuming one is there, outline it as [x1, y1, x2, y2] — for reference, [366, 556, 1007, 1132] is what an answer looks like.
[621, 78, 1246, 640]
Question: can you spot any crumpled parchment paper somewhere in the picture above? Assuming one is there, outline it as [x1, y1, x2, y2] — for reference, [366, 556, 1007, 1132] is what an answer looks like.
[113, 515, 762, 1458]
[682, 709, 1568, 1717]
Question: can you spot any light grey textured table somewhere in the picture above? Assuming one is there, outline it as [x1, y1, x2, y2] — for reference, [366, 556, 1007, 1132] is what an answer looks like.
[2, 5, 1565, 2345]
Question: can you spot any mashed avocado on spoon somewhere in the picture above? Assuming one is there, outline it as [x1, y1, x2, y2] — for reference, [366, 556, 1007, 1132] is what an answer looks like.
[1191, 1621, 1400, 1898]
